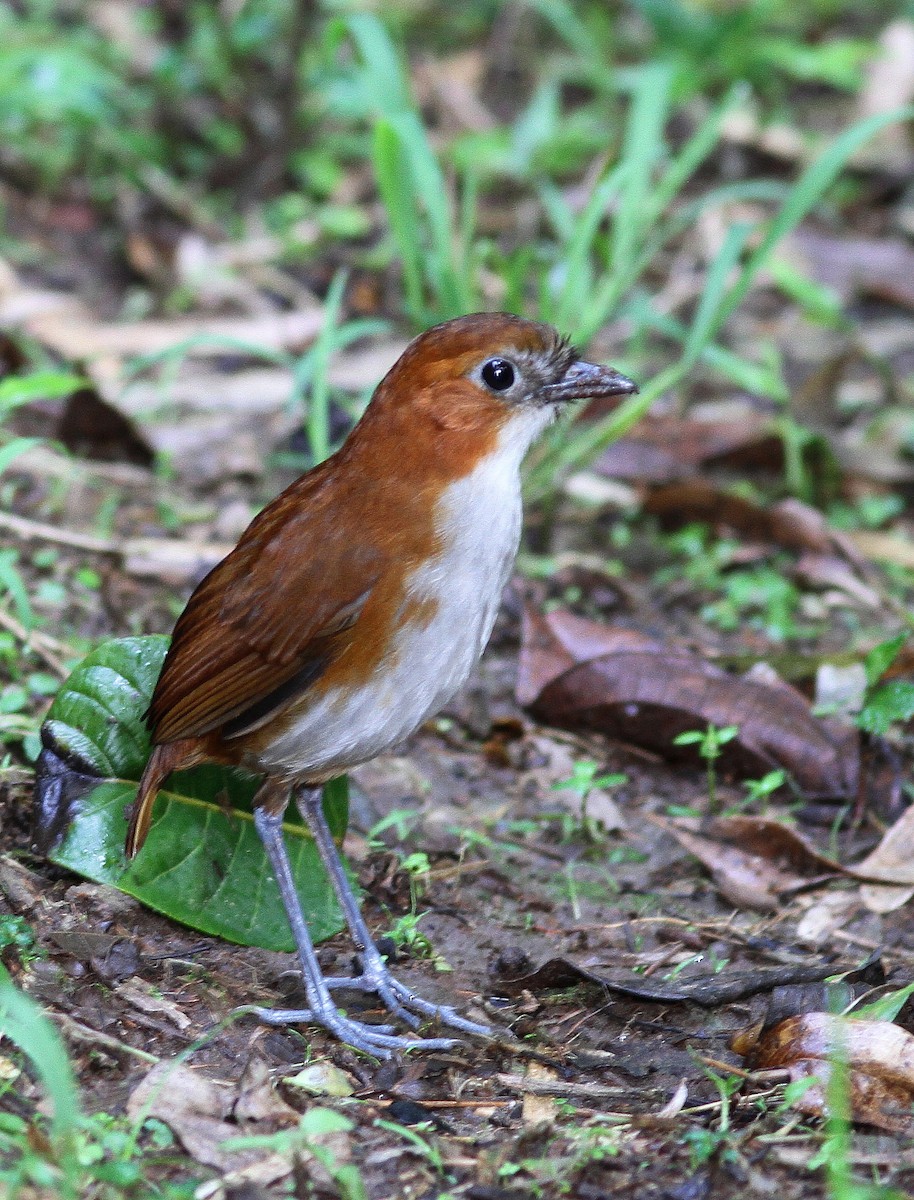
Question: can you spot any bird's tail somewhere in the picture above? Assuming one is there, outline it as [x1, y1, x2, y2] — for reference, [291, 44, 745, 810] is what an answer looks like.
[125, 740, 203, 857]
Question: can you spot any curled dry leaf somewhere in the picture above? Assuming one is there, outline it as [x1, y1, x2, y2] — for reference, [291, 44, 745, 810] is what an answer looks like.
[645, 484, 834, 555]
[748, 1012, 914, 1134]
[652, 816, 830, 912]
[491, 953, 839, 1007]
[517, 608, 859, 799]
[126, 1062, 274, 1172]
[661, 813, 914, 913]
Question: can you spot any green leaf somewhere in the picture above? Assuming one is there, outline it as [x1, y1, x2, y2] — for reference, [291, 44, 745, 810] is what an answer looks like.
[863, 634, 907, 689]
[37, 637, 345, 950]
[0, 370, 83, 416]
[851, 982, 914, 1023]
[858, 681, 914, 737]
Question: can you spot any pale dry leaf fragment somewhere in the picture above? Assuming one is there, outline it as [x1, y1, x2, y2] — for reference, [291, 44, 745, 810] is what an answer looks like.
[846, 530, 914, 571]
[121, 537, 234, 586]
[127, 1062, 256, 1171]
[656, 1079, 689, 1119]
[521, 1061, 560, 1124]
[284, 1062, 356, 1097]
[234, 1056, 299, 1123]
[855, 20, 914, 168]
[25, 308, 324, 362]
[526, 733, 626, 833]
[113, 979, 192, 1031]
[854, 805, 914, 913]
[795, 889, 860, 946]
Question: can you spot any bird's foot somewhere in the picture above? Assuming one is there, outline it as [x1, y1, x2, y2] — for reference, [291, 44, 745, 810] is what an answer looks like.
[244, 1004, 459, 1058]
[323, 969, 491, 1039]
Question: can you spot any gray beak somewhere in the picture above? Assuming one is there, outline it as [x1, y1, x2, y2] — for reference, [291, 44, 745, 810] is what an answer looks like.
[544, 359, 638, 405]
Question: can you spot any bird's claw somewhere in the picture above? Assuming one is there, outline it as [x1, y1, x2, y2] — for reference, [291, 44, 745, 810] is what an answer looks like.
[322, 969, 491, 1038]
[244, 1004, 460, 1058]
[240, 965, 490, 1057]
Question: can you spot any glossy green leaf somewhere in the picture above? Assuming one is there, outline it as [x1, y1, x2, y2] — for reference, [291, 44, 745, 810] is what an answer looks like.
[36, 636, 345, 949]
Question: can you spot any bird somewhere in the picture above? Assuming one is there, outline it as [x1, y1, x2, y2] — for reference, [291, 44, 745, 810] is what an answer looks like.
[125, 312, 636, 1056]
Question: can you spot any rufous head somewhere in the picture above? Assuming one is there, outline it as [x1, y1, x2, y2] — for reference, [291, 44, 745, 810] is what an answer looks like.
[368, 313, 636, 438]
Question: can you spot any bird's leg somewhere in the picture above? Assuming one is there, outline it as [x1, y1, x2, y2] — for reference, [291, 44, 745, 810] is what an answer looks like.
[248, 780, 458, 1056]
[296, 784, 490, 1039]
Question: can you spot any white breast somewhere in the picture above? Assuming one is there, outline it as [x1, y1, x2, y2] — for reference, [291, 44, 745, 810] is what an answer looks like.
[256, 405, 554, 781]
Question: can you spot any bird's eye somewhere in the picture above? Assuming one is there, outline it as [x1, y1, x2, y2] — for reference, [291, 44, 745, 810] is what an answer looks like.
[481, 358, 516, 391]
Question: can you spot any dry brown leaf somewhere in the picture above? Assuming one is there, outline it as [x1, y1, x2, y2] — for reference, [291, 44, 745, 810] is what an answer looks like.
[517, 608, 859, 799]
[846, 530, 914, 571]
[854, 805, 914, 913]
[593, 409, 777, 482]
[669, 814, 914, 911]
[790, 228, 914, 311]
[749, 1013, 914, 1134]
[654, 816, 816, 912]
[234, 1056, 299, 1124]
[126, 1062, 258, 1171]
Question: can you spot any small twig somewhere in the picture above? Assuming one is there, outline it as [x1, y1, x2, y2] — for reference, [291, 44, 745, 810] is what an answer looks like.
[693, 1054, 790, 1086]
[50, 1010, 160, 1064]
[0, 511, 119, 555]
[375, 1096, 513, 1110]
[832, 928, 914, 965]
[495, 1073, 635, 1102]
[0, 607, 71, 677]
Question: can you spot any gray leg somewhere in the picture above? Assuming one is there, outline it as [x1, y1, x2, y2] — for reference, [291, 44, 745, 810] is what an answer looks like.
[249, 794, 459, 1057]
[296, 785, 491, 1040]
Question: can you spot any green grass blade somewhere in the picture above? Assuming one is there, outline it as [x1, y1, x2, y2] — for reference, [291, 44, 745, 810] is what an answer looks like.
[373, 118, 424, 321]
[0, 965, 81, 1140]
[720, 104, 914, 329]
[304, 270, 348, 464]
[682, 220, 753, 367]
[344, 12, 413, 117]
[609, 62, 674, 279]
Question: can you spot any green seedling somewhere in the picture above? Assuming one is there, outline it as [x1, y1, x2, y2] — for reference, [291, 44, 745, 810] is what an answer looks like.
[673, 723, 739, 810]
[551, 758, 627, 842]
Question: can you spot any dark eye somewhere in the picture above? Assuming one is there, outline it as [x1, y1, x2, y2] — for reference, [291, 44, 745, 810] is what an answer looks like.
[481, 358, 516, 391]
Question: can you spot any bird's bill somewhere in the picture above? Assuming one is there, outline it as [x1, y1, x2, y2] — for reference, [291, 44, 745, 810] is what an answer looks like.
[544, 359, 638, 405]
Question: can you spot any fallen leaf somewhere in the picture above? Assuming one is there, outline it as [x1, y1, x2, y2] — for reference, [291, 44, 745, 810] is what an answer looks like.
[517, 608, 859, 799]
[654, 816, 823, 912]
[234, 1057, 299, 1123]
[522, 1061, 559, 1124]
[854, 805, 914, 913]
[127, 1062, 257, 1171]
[490, 954, 839, 1006]
[25, 307, 324, 362]
[846, 530, 914, 571]
[748, 1012, 914, 1134]
[114, 979, 192, 1032]
[593, 408, 777, 482]
[790, 228, 914, 312]
[855, 20, 914, 169]
[285, 1063, 356, 1098]
[656, 1079, 689, 1119]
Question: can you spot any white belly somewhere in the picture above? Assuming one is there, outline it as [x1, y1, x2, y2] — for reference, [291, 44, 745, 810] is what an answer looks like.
[255, 413, 547, 780]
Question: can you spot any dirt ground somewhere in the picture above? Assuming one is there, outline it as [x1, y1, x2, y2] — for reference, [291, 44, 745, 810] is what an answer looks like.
[4, 542, 914, 1197]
